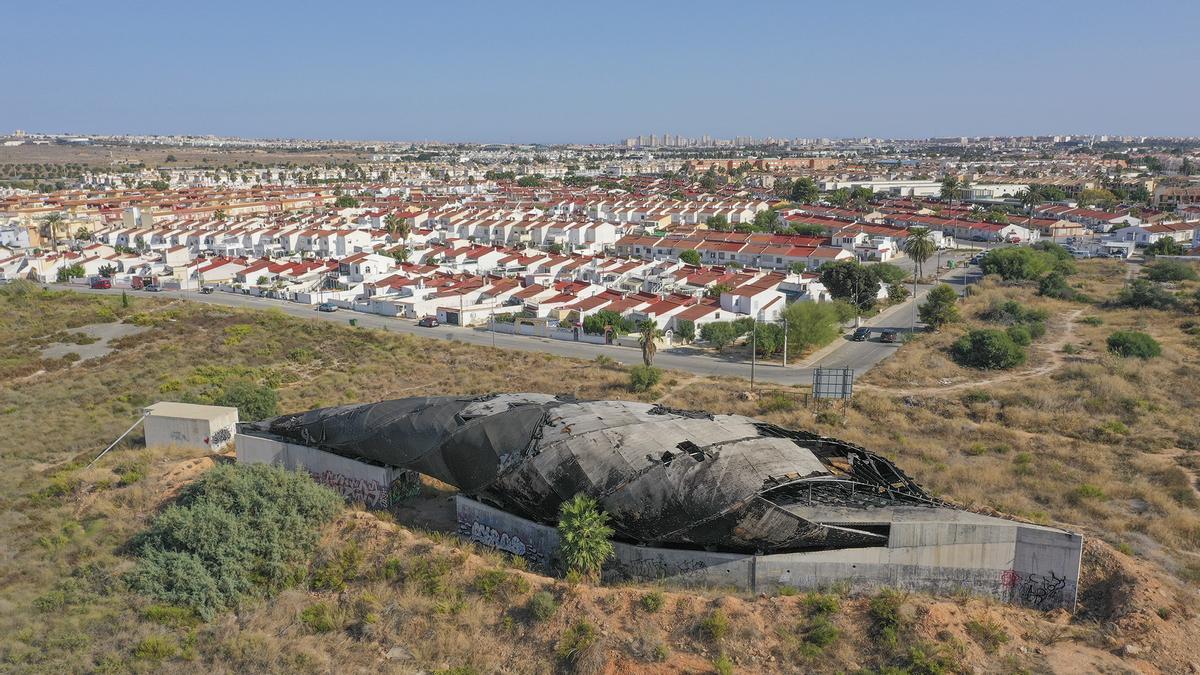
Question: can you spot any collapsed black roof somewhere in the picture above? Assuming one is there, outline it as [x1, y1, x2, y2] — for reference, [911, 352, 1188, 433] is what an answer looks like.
[246, 393, 943, 553]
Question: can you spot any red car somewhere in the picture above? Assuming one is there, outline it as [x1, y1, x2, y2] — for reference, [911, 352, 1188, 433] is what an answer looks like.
[418, 316, 440, 328]
[90, 278, 112, 289]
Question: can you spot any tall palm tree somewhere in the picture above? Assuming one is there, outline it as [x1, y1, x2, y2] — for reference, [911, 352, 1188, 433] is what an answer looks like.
[637, 318, 663, 367]
[1018, 188, 1043, 227]
[384, 214, 411, 243]
[903, 227, 936, 281]
[40, 213, 65, 253]
[940, 176, 960, 209]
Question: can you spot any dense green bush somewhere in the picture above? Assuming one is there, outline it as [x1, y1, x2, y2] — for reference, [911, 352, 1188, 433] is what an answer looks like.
[528, 591, 558, 621]
[213, 380, 279, 421]
[952, 329, 1027, 370]
[1144, 259, 1199, 282]
[979, 299, 1047, 339]
[980, 245, 1072, 281]
[1038, 272, 1079, 300]
[781, 301, 842, 353]
[126, 464, 341, 619]
[582, 310, 634, 335]
[628, 365, 663, 392]
[731, 317, 756, 336]
[1114, 279, 1180, 310]
[699, 321, 737, 349]
[918, 284, 960, 329]
[1107, 331, 1161, 359]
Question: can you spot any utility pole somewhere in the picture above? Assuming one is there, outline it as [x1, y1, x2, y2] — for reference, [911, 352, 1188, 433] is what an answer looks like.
[781, 316, 788, 368]
[750, 318, 757, 392]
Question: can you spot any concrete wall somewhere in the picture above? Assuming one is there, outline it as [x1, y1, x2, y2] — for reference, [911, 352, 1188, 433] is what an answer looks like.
[144, 405, 238, 452]
[236, 432, 416, 509]
[455, 497, 1081, 611]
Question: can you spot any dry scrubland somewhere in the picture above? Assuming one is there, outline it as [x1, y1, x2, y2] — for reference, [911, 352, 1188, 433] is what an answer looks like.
[1, 267, 1199, 674]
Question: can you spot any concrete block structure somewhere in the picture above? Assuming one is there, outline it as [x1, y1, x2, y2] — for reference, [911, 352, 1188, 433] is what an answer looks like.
[238, 394, 1083, 611]
[235, 431, 416, 509]
[144, 402, 238, 452]
[458, 497, 1081, 611]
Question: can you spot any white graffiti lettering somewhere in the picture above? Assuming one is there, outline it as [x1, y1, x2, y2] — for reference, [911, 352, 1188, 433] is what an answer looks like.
[312, 469, 388, 507]
[469, 521, 528, 556]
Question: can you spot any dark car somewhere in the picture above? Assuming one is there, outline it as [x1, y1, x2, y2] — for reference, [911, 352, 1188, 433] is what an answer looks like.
[880, 328, 900, 343]
[418, 316, 440, 328]
[317, 302, 338, 312]
[850, 326, 872, 341]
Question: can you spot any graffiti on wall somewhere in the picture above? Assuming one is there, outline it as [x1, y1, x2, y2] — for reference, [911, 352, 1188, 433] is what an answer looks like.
[209, 426, 233, 448]
[1000, 569, 1070, 610]
[612, 555, 710, 583]
[459, 518, 548, 569]
[312, 470, 389, 508]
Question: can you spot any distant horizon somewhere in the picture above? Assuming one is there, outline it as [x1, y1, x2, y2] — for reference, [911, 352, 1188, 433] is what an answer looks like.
[9, 128, 1198, 146]
[7, 1, 1200, 142]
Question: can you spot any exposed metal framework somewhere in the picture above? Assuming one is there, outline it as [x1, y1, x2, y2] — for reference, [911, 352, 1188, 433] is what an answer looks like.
[246, 394, 944, 554]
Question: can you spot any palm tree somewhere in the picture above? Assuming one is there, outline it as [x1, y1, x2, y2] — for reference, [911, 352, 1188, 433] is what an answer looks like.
[637, 318, 663, 367]
[557, 494, 614, 582]
[393, 247, 411, 264]
[384, 214, 411, 242]
[40, 213, 65, 253]
[940, 176, 960, 208]
[1018, 188, 1043, 226]
[903, 227, 936, 281]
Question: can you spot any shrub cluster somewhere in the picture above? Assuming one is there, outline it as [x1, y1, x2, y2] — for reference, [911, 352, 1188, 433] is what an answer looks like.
[1107, 330, 1162, 359]
[952, 329, 1027, 370]
[628, 365, 663, 392]
[126, 464, 341, 619]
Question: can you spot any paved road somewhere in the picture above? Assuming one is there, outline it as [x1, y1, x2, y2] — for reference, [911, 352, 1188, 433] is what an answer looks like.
[66, 256, 980, 386]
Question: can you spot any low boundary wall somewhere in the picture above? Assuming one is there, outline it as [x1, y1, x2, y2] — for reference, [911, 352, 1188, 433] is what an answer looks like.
[457, 496, 1081, 611]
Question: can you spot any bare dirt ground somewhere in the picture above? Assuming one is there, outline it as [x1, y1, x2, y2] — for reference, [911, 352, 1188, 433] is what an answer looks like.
[858, 308, 1085, 396]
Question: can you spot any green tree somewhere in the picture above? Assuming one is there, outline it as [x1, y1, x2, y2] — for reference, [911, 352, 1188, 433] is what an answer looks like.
[752, 322, 785, 357]
[384, 213, 412, 241]
[637, 318, 663, 367]
[790, 177, 819, 203]
[334, 195, 360, 208]
[214, 380, 279, 421]
[557, 494, 614, 582]
[1114, 279, 1179, 310]
[1078, 188, 1118, 209]
[679, 249, 702, 266]
[952, 329, 1027, 369]
[516, 175, 544, 187]
[752, 208, 778, 231]
[1144, 259, 1198, 282]
[940, 176, 960, 205]
[628, 365, 663, 393]
[705, 215, 730, 231]
[781, 301, 841, 355]
[902, 227, 936, 281]
[674, 319, 695, 342]
[918, 284, 961, 329]
[40, 213, 65, 253]
[583, 310, 633, 335]
[700, 321, 737, 350]
[705, 283, 733, 299]
[826, 188, 851, 206]
[1144, 238, 1185, 256]
[819, 260, 881, 312]
[980, 247, 1062, 281]
[869, 262, 909, 285]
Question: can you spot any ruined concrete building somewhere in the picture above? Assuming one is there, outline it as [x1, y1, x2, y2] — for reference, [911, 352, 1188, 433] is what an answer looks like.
[239, 393, 1083, 610]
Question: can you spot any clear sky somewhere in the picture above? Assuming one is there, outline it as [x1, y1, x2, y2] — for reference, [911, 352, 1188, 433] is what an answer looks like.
[6, 0, 1198, 142]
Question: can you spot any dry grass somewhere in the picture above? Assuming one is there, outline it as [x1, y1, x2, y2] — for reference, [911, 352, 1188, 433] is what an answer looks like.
[3, 273, 1200, 672]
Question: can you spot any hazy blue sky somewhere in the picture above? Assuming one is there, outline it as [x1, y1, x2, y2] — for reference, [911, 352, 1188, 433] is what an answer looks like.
[7, 0, 1198, 142]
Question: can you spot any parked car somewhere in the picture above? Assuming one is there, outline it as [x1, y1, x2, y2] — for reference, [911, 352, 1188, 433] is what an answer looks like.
[143, 285, 161, 292]
[850, 326, 872, 341]
[418, 316, 440, 328]
[90, 278, 112, 289]
[317, 302, 338, 312]
[880, 328, 900, 343]
[200, 285, 215, 294]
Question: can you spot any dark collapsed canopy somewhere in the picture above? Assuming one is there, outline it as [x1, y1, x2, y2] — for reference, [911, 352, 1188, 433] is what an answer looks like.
[247, 394, 942, 553]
